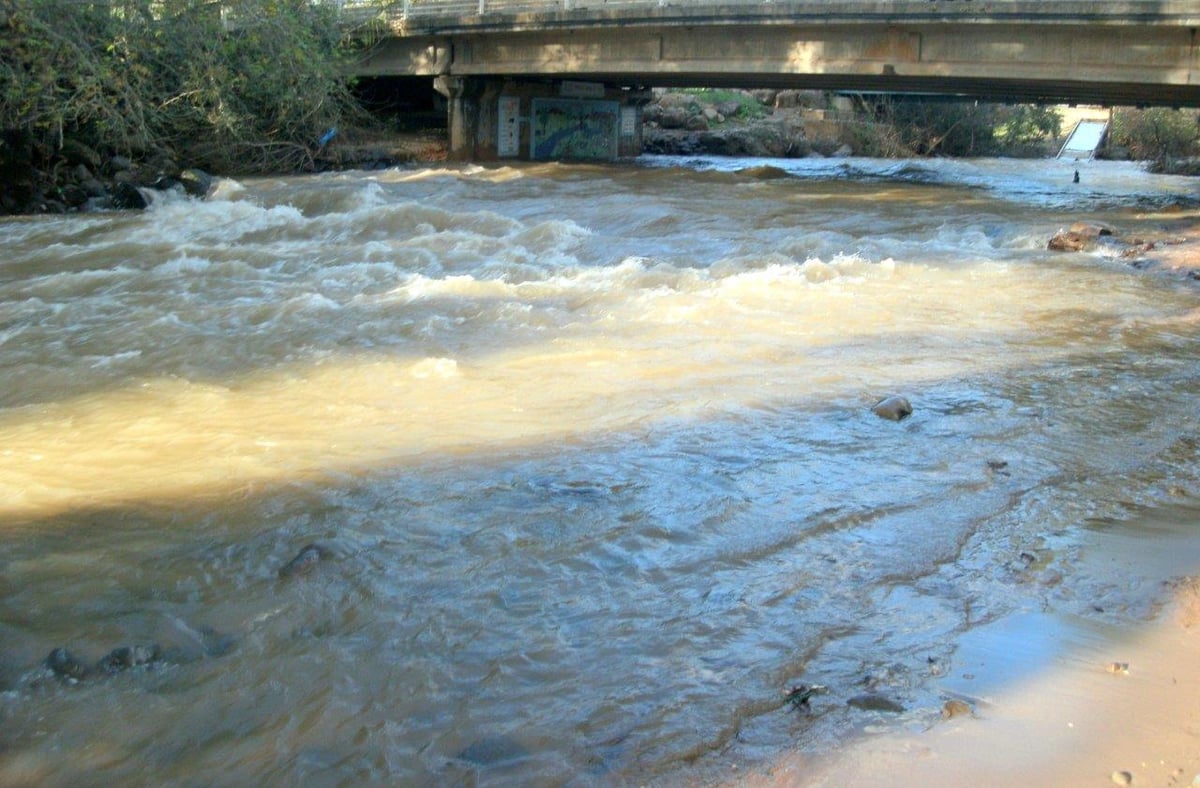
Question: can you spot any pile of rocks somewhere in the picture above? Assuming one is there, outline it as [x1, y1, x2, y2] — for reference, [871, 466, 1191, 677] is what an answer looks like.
[641, 89, 855, 158]
[0, 136, 216, 215]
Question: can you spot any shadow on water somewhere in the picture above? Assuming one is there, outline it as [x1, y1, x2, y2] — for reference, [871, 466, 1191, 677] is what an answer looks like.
[1, 334, 1199, 784]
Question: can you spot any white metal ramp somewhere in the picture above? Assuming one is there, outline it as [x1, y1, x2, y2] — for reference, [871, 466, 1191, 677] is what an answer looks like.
[1057, 119, 1108, 160]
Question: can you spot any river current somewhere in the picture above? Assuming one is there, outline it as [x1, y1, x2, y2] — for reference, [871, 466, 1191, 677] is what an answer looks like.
[1, 156, 1198, 785]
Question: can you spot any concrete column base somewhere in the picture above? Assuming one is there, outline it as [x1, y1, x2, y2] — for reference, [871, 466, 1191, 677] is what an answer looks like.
[436, 76, 651, 162]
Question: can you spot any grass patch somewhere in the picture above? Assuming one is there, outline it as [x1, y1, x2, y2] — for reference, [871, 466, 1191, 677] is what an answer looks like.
[679, 89, 767, 122]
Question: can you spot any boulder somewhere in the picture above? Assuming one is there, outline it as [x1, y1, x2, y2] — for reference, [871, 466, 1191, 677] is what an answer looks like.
[872, 395, 913, 421]
[658, 107, 691, 130]
[1068, 221, 1114, 238]
[656, 92, 697, 111]
[775, 90, 803, 109]
[178, 168, 215, 199]
[59, 139, 103, 171]
[44, 647, 89, 681]
[1049, 221, 1120, 252]
[61, 184, 89, 208]
[1047, 231, 1087, 252]
[715, 99, 742, 119]
[749, 89, 778, 106]
[111, 182, 149, 210]
[80, 177, 107, 198]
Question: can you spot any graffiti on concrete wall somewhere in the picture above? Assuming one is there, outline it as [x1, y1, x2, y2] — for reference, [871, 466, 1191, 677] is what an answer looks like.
[530, 99, 619, 161]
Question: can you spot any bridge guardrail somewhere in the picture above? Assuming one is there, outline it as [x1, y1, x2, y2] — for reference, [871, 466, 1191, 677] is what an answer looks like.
[330, 0, 1200, 29]
[337, 0, 755, 26]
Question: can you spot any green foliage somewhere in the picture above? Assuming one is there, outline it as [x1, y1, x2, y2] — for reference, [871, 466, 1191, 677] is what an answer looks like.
[0, 0, 362, 172]
[0, 0, 156, 153]
[680, 88, 766, 122]
[850, 99, 1062, 157]
[995, 105, 1062, 146]
[1110, 107, 1200, 164]
[885, 100, 1000, 156]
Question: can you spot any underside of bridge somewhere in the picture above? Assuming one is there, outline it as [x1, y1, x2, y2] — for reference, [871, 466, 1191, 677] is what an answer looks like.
[350, 5, 1200, 161]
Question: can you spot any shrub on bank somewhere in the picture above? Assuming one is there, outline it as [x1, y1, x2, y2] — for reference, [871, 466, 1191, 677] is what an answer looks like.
[1109, 108, 1200, 172]
[0, 0, 362, 213]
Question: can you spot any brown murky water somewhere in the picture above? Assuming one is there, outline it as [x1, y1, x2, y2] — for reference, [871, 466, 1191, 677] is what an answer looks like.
[1, 156, 1198, 785]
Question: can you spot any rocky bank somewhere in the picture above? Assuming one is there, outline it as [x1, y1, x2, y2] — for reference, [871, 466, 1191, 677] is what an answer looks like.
[642, 89, 858, 158]
[0, 127, 445, 217]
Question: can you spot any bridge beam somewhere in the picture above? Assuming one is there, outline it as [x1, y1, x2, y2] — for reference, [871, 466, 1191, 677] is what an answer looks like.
[354, 15, 1200, 109]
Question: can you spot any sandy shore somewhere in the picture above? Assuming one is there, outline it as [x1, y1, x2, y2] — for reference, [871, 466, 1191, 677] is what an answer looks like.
[750, 587, 1200, 787]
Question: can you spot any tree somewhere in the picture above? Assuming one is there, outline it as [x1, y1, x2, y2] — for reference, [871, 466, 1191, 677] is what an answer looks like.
[0, 0, 361, 174]
[1110, 107, 1200, 167]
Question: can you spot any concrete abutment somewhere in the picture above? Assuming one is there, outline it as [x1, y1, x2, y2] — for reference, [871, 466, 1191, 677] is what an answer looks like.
[434, 76, 650, 162]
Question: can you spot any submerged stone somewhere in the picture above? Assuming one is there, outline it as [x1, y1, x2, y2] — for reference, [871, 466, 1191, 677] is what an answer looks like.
[97, 643, 162, 674]
[847, 693, 905, 713]
[279, 543, 334, 579]
[456, 735, 530, 767]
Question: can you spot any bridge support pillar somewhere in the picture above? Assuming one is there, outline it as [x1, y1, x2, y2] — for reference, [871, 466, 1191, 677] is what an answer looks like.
[436, 76, 649, 162]
[434, 76, 502, 161]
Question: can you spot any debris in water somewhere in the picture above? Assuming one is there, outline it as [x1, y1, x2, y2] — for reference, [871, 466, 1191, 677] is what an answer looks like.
[784, 683, 826, 710]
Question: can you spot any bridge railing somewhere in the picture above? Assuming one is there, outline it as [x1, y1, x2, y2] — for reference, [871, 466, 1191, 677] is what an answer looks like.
[333, 0, 851, 27]
[329, 0, 1200, 31]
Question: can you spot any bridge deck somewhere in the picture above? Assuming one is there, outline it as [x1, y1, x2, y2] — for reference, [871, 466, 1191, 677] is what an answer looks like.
[342, 0, 1200, 107]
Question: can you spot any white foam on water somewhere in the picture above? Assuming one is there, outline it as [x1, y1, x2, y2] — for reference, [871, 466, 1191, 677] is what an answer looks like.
[409, 357, 460, 379]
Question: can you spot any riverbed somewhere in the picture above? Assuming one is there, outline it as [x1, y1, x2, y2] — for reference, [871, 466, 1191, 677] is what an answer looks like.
[1, 156, 1198, 785]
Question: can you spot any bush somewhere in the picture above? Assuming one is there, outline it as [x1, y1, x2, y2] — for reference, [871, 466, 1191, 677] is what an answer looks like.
[995, 105, 1062, 148]
[0, 0, 362, 174]
[1109, 107, 1200, 165]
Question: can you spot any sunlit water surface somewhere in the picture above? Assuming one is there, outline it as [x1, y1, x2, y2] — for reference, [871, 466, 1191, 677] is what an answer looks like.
[1, 156, 1198, 785]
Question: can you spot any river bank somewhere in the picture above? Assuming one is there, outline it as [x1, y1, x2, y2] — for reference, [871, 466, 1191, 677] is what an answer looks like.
[0, 125, 447, 217]
[737, 207, 1200, 788]
[748, 509, 1200, 788]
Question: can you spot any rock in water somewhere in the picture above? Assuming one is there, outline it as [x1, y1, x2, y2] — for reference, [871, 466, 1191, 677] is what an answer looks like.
[45, 648, 89, 681]
[97, 644, 162, 674]
[847, 693, 905, 713]
[456, 735, 530, 767]
[871, 395, 913, 421]
[179, 168, 215, 199]
[942, 699, 972, 719]
[279, 543, 333, 579]
[111, 182, 149, 210]
[736, 164, 790, 180]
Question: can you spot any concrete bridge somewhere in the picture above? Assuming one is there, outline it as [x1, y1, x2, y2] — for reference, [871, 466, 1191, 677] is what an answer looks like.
[342, 0, 1200, 160]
